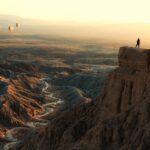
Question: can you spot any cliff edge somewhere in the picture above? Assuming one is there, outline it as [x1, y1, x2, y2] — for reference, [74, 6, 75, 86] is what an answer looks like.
[20, 47, 150, 150]
[119, 46, 150, 70]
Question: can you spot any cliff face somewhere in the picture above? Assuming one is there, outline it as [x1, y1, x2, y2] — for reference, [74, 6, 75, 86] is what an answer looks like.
[100, 47, 150, 115]
[21, 47, 150, 150]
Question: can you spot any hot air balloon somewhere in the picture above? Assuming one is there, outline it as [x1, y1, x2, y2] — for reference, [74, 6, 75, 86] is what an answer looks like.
[16, 23, 20, 28]
[8, 26, 14, 32]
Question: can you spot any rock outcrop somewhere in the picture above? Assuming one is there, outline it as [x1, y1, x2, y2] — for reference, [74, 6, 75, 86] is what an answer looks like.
[118, 46, 150, 71]
[100, 47, 150, 115]
[20, 47, 150, 150]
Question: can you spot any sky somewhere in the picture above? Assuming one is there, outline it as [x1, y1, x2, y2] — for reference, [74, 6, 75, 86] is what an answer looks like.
[0, 0, 150, 23]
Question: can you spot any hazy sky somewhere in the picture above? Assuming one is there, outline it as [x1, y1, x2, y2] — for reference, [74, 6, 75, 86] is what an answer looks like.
[1, 0, 150, 22]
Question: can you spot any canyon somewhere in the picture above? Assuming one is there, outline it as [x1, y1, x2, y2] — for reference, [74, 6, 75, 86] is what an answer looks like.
[18, 46, 150, 150]
[0, 36, 117, 150]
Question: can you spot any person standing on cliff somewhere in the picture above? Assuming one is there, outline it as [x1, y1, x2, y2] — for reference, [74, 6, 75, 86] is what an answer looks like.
[136, 38, 140, 48]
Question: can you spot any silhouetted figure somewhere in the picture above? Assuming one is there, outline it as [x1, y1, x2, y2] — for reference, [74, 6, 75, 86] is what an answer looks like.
[136, 38, 140, 48]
